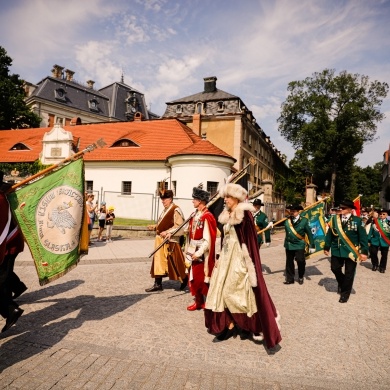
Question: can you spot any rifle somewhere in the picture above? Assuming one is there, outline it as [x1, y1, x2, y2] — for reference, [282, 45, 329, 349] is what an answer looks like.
[148, 162, 252, 258]
[257, 196, 330, 235]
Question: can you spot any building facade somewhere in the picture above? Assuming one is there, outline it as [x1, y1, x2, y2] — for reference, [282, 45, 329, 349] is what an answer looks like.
[380, 144, 390, 209]
[162, 76, 290, 204]
[24, 64, 158, 128]
[0, 119, 235, 220]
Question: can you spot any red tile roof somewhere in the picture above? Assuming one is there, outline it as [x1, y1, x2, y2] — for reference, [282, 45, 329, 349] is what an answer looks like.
[0, 119, 234, 163]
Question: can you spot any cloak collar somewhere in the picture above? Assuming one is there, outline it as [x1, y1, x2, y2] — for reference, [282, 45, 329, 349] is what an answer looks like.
[218, 202, 255, 225]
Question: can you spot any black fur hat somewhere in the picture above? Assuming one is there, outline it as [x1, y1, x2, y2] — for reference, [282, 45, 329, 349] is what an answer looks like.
[192, 185, 210, 203]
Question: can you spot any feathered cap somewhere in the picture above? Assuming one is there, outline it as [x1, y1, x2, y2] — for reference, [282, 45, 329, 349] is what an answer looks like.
[219, 183, 247, 202]
[192, 183, 210, 203]
[158, 178, 174, 199]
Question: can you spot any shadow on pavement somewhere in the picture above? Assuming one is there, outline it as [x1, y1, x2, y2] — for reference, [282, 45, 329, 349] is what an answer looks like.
[318, 277, 356, 295]
[0, 292, 147, 373]
[14, 279, 85, 304]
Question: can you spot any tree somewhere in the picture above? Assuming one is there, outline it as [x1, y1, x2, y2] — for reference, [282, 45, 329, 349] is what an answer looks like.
[0, 46, 41, 130]
[278, 69, 388, 203]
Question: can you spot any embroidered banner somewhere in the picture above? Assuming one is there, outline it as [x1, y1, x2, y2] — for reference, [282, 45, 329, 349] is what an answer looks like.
[301, 202, 326, 254]
[7, 159, 87, 285]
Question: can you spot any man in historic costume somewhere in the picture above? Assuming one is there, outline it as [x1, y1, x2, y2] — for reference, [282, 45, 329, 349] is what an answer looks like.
[367, 208, 390, 273]
[252, 199, 271, 248]
[283, 204, 316, 285]
[146, 184, 187, 292]
[205, 183, 281, 349]
[185, 186, 217, 311]
[0, 172, 25, 332]
[324, 199, 369, 303]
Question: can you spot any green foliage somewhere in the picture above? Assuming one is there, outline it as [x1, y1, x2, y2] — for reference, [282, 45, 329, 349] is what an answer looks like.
[0, 46, 41, 130]
[351, 162, 382, 207]
[278, 68, 388, 202]
[0, 160, 48, 178]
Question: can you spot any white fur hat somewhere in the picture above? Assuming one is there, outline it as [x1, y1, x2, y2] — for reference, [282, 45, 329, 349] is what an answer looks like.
[219, 183, 247, 202]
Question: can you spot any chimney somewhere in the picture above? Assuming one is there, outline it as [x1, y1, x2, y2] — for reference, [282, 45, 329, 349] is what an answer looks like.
[86, 80, 95, 89]
[51, 64, 64, 78]
[193, 113, 201, 137]
[65, 69, 75, 81]
[204, 76, 217, 93]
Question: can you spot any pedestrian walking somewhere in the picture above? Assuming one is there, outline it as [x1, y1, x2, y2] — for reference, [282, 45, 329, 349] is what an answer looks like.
[185, 185, 217, 310]
[283, 204, 315, 285]
[205, 183, 281, 349]
[145, 185, 187, 292]
[367, 208, 390, 273]
[324, 199, 369, 303]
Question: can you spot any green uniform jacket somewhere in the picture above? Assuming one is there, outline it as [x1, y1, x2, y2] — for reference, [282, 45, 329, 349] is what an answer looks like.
[255, 211, 271, 245]
[283, 216, 315, 251]
[324, 215, 369, 257]
[367, 219, 390, 248]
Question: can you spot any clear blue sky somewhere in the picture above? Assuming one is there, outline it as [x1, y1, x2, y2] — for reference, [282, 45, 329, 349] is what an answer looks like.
[1, 0, 389, 167]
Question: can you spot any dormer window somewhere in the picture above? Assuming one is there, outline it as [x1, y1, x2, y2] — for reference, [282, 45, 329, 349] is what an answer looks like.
[10, 143, 30, 151]
[88, 99, 99, 112]
[112, 138, 139, 147]
[54, 88, 66, 102]
[176, 104, 182, 114]
[217, 101, 225, 112]
[196, 102, 203, 114]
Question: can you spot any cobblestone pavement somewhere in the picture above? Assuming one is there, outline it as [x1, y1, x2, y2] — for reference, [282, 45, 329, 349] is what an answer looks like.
[1, 232, 389, 389]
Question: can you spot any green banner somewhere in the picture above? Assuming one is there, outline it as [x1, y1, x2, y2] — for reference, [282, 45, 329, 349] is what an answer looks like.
[301, 202, 326, 255]
[7, 159, 85, 285]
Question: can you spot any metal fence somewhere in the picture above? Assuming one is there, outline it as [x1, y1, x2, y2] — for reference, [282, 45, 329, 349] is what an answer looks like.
[92, 190, 286, 224]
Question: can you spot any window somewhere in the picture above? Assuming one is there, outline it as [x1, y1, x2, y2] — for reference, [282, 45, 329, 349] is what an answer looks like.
[196, 102, 203, 114]
[54, 88, 66, 102]
[112, 138, 139, 147]
[217, 101, 225, 112]
[122, 181, 132, 195]
[207, 181, 219, 197]
[156, 181, 168, 194]
[176, 105, 182, 114]
[56, 117, 65, 125]
[88, 99, 99, 112]
[86, 181, 93, 192]
[172, 181, 177, 196]
[50, 147, 62, 157]
[10, 143, 30, 151]
[248, 134, 252, 146]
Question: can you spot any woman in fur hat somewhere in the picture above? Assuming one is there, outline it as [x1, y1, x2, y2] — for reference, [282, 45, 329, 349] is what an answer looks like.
[204, 183, 281, 349]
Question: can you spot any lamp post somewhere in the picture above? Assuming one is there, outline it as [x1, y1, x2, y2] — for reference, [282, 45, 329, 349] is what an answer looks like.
[324, 180, 329, 214]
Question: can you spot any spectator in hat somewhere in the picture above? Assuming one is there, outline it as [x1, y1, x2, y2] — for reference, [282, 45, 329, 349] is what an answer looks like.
[367, 208, 390, 273]
[252, 199, 271, 248]
[324, 199, 369, 303]
[105, 206, 115, 243]
[97, 201, 107, 242]
[283, 204, 315, 285]
[185, 185, 217, 310]
[145, 184, 187, 292]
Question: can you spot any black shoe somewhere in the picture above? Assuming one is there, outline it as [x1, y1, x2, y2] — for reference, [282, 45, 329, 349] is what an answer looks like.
[2, 308, 24, 333]
[215, 326, 236, 341]
[337, 286, 341, 295]
[372, 266, 378, 271]
[145, 284, 163, 292]
[339, 297, 349, 303]
[379, 268, 385, 273]
[298, 278, 304, 285]
[12, 285, 28, 299]
[239, 329, 251, 340]
[179, 276, 188, 291]
[283, 280, 294, 285]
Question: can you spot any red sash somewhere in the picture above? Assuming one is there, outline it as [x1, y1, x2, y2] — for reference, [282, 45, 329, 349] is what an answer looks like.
[374, 219, 390, 246]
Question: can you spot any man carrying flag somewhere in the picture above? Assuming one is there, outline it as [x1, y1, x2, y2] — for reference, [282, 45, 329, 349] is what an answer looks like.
[367, 208, 390, 273]
[324, 199, 369, 303]
[0, 172, 25, 332]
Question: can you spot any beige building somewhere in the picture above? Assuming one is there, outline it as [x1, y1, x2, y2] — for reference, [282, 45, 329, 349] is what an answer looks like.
[162, 76, 290, 204]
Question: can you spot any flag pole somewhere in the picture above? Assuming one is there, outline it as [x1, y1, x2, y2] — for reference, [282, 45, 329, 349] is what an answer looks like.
[7, 138, 106, 193]
[257, 196, 330, 235]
